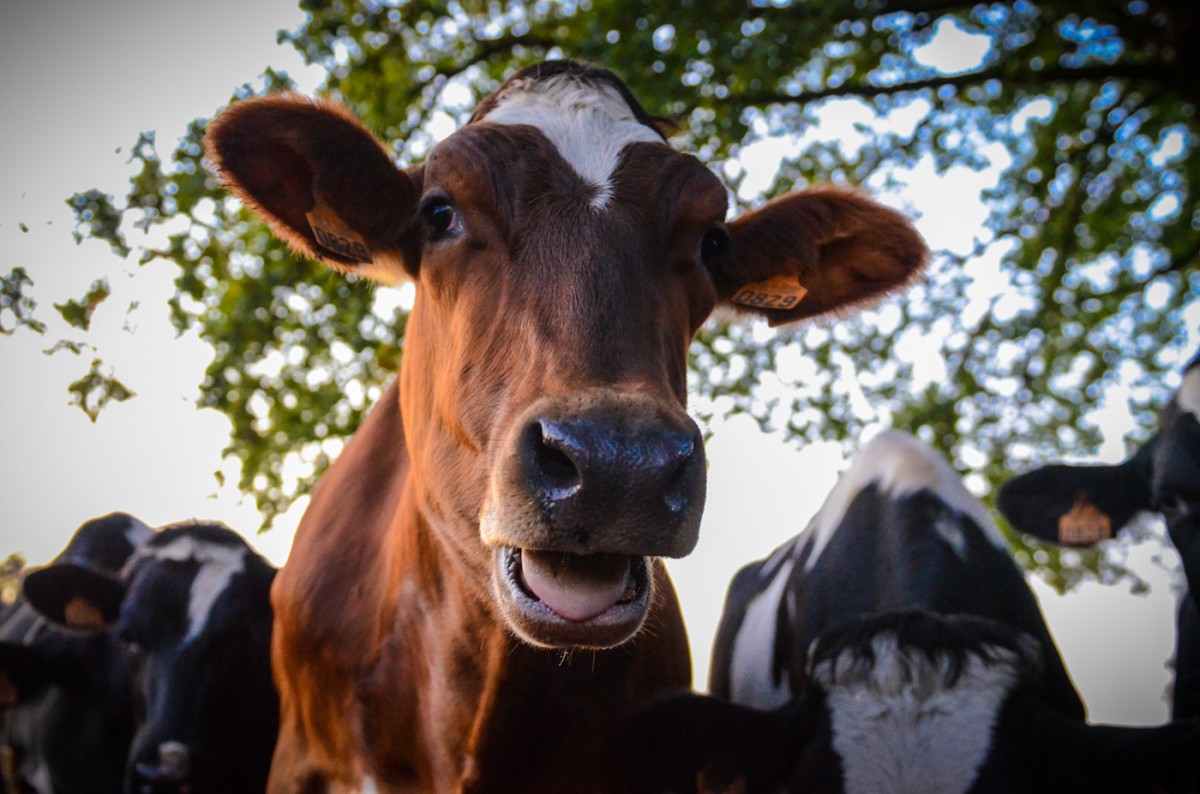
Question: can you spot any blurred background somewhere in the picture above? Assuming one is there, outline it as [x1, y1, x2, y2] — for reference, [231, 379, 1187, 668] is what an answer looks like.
[1, 0, 1196, 724]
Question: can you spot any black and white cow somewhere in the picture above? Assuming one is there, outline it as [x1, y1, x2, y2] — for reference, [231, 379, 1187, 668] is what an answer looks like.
[621, 430, 1200, 791]
[998, 351, 1200, 719]
[0, 512, 152, 794]
[624, 611, 1200, 793]
[22, 521, 278, 794]
[708, 429, 1083, 721]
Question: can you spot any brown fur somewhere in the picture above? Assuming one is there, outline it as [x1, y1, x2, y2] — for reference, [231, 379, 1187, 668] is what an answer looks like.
[205, 60, 928, 792]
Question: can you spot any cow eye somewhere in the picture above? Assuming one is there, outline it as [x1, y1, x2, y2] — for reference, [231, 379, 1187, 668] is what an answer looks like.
[422, 198, 461, 239]
[699, 225, 730, 267]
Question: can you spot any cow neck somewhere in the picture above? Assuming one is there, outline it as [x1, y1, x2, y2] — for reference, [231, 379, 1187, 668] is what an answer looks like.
[374, 502, 689, 791]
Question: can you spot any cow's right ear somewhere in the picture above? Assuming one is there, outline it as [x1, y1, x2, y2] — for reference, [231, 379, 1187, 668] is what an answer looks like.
[22, 564, 126, 632]
[205, 93, 423, 284]
[997, 456, 1152, 547]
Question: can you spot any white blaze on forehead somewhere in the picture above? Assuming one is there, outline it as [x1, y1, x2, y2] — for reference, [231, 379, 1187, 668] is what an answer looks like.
[131, 534, 247, 642]
[480, 74, 664, 209]
[1178, 363, 1200, 417]
[803, 430, 1005, 571]
[813, 633, 1024, 794]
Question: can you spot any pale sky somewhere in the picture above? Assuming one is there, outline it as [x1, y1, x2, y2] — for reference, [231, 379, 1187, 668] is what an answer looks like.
[0, 0, 1188, 725]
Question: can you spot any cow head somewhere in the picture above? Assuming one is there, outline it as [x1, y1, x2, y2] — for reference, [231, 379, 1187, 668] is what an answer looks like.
[23, 522, 278, 794]
[206, 60, 927, 650]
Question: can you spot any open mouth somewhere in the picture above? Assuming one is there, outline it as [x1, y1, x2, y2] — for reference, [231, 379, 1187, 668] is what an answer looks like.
[495, 547, 651, 648]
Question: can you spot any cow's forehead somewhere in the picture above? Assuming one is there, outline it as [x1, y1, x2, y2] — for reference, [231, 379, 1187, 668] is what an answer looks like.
[128, 531, 248, 641]
[802, 430, 1006, 571]
[475, 71, 667, 209]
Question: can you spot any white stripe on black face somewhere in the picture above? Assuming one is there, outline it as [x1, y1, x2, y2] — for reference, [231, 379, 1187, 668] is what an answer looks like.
[481, 74, 664, 209]
[812, 633, 1024, 794]
[131, 535, 247, 642]
[802, 430, 1006, 571]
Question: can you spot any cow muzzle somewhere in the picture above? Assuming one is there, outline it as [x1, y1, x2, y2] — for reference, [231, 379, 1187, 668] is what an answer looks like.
[131, 741, 190, 794]
[483, 392, 706, 648]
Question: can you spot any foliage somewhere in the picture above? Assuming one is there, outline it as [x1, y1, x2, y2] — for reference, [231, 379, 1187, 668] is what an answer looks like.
[0, 268, 46, 336]
[0, 553, 25, 606]
[32, 0, 1198, 586]
[54, 279, 111, 331]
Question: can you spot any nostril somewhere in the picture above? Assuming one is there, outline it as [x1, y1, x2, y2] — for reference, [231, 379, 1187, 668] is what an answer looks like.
[663, 436, 699, 514]
[133, 741, 190, 793]
[527, 420, 583, 501]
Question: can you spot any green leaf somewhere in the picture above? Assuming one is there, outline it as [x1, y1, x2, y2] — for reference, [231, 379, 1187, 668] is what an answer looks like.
[54, 279, 111, 331]
[0, 267, 47, 336]
[67, 359, 136, 422]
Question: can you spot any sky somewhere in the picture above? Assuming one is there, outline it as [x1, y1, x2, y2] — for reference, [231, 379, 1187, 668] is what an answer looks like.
[0, 0, 1188, 726]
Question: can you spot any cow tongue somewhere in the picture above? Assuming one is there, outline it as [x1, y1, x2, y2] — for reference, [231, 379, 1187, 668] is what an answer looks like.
[520, 550, 634, 622]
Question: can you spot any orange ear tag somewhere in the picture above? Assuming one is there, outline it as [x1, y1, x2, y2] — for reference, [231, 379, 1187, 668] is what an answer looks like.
[305, 204, 372, 263]
[731, 276, 808, 311]
[64, 596, 107, 630]
[1057, 495, 1112, 546]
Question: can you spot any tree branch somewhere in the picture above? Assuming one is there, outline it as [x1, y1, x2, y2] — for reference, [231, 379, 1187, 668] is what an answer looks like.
[730, 61, 1172, 109]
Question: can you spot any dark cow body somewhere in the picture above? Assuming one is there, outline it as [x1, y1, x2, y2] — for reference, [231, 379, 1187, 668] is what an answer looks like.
[709, 430, 1083, 720]
[0, 512, 151, 794]
[205, 60, 927, 792]
[626, 611, 1200, 793]
[23, 521, 278, 794]
[999, 351, 1200, 719]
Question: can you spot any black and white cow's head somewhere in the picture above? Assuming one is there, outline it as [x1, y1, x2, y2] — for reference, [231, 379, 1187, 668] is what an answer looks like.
[711, 430, 1083, 722]
[22, 522, 278, 794]
[623, 611, 1200, 793]
[0, 512, 152, 794]
[998, 351, 1200, 717]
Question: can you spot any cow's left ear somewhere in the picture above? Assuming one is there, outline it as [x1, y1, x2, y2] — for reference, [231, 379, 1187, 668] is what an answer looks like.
[715, 185, 927, 326]
[22, 564, 126, 632]
[997, 453, 1153, 548]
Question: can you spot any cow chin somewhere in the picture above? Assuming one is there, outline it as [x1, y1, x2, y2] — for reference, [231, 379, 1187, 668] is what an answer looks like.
[490, 545, 653, 649]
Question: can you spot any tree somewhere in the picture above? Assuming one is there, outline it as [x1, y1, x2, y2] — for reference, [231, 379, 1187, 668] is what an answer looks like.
[20, 0, 1199, 586]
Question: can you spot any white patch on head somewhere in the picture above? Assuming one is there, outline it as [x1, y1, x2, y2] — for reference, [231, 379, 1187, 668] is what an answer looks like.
[130, 532, 247, 642]
[358, 775, 379, 794]
[123, 516, 154, 549]
[1177, 364, 1200, 418]
[728, 543, 797, 709]
[481, 74, 664, 209]
[803, 430, 1005, 571]
[812, 633, 1024, 794]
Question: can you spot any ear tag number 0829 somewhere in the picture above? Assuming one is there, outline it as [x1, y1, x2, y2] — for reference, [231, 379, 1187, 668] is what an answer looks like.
[731, 276, 808, 310]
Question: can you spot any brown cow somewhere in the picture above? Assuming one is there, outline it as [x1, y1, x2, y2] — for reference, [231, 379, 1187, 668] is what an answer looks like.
[205, 60, 927, 793]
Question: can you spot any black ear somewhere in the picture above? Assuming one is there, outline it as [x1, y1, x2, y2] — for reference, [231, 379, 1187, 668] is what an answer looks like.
[997, 456, 1153, 547]
[22, 563, 126, 631]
